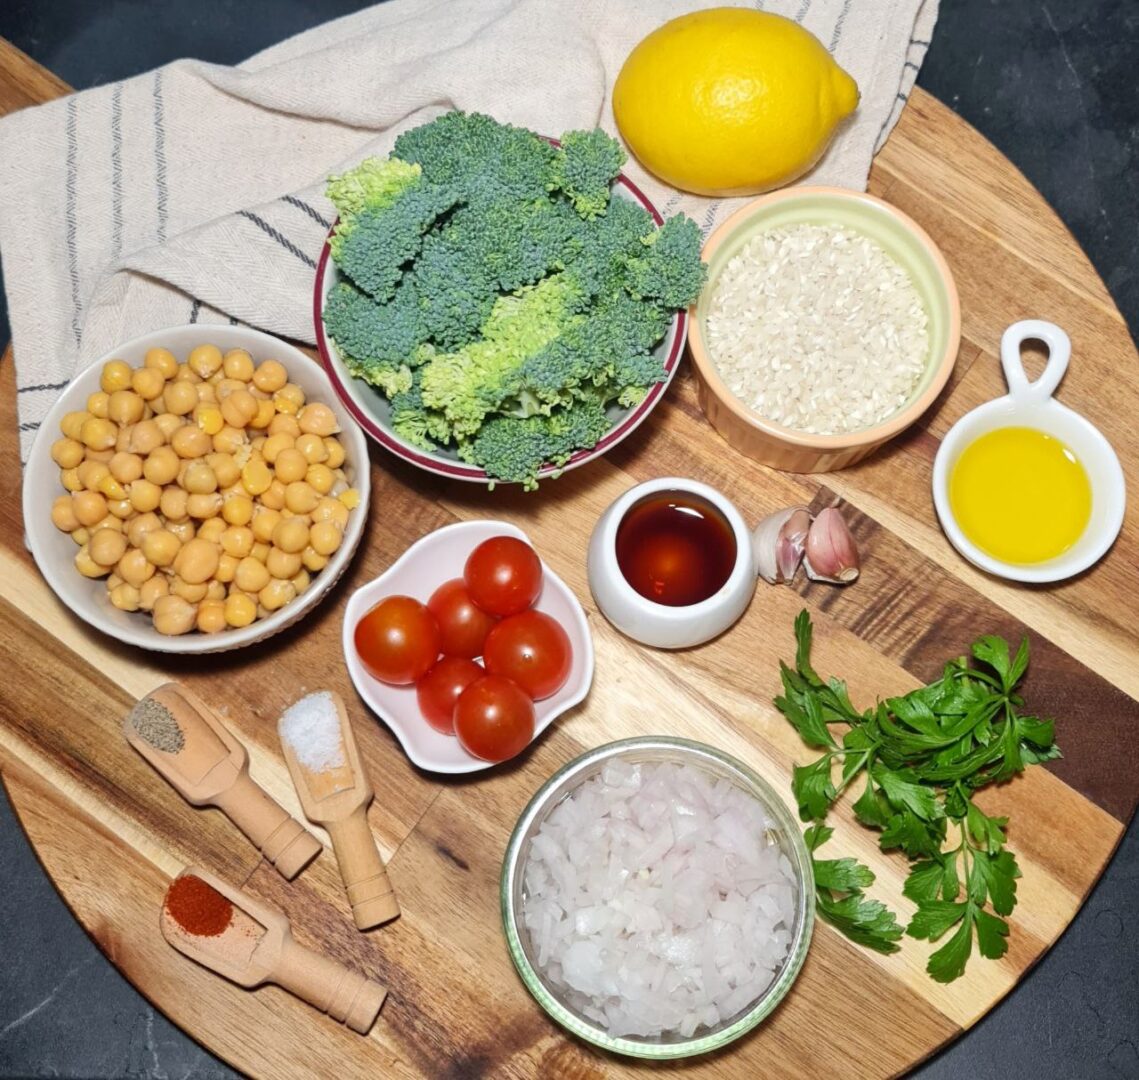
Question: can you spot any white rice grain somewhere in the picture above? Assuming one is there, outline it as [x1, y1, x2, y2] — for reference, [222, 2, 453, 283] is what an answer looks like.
[705, 223, 930, 435]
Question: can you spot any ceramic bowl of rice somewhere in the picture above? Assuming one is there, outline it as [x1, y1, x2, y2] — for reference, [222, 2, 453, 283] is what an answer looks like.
[688, 187, 960, 473]
[500, 736, 814, 1059]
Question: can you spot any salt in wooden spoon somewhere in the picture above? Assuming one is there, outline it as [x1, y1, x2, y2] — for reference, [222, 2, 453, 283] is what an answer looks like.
[124, 683, 322, 879]
[160, 866, 387, 1034]
[278, 691, 400, 929]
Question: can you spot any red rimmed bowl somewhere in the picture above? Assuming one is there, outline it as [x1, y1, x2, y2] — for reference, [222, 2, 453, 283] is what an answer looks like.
[312, 176, 687, 487]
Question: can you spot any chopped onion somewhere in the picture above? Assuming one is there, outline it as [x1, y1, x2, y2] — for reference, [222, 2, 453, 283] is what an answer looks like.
[520, 760, 798, 1039]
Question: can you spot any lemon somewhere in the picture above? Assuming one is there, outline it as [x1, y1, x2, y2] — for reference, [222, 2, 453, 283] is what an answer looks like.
[613, 8, 859, 196]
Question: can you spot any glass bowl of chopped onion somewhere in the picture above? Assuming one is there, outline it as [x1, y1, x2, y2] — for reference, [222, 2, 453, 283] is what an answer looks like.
[500, 736, 814, 1059]
[687, 186, 960, 473]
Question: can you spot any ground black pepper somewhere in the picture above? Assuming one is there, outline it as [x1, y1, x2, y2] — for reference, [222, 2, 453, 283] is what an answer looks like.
[129, 697, 184, 754]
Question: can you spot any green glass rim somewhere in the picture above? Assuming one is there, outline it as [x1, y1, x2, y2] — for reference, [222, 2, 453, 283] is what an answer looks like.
[499, 735, 815, 1060]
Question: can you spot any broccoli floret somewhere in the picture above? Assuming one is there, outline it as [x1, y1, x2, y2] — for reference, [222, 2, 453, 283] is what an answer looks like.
[327, 157, 422, 224]
[467, 397, 612, 490]
[388, 372, 452, 451]
[562, 195, 655, 298]
[551, 129, 627, 219]
[623, 214, 707, 309]
[322, 280, 427, 393]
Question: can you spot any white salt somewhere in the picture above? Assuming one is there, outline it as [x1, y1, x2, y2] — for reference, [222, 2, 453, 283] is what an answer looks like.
[278, 691, 346, 773]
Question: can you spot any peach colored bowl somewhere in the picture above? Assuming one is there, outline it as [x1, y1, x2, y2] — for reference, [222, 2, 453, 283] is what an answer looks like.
[687, 187, 961, 473]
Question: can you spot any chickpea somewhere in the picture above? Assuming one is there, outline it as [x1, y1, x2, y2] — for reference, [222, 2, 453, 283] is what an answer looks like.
[173, 538, 220, 585]
[70, 527, 90, 547]
[267, 413, 300, 439]
[75, 545, 110, 579]
[52, 495, 80, 533]
[250, 398, 276, 429]
[223, 349, 255, 381]
[204, 580, 227, 603]
[89, 529, 128, 567]
[127, 512, 162, 548]
[153, 412, 184, 439]
[174, 362, 200, 383]
[142, 529, 181, 568]
[266, 547, 302, 580]
[222, 493, 254, 526]
[273, 447, 307, 484]
[131, 366, 166, 401]
[160, 486, 189, 522]
[215, 553, 238, 583]
[284, 481, 320, 515]
[138, 575, 170, 612]
[241, 459, 272, 496]
[86, 392, 110, 419]
[169, 519, 197, 544]
[224, 591, 258, 628]
[60, 411, 92, 441]
[129, 418, 165, 455]
[183, 461, 218, 495]
[197, 517, 226, 544]
[78, 461, 110, 490]
[142, 346, 177, 378]
[213, 425, 247, 455]
[109, 451, 143, 484]
[188, 343, 224, 378]
[85, 447, 114, 464]
[291, 569, 311, 596]
[153, 594, 198, 636]
[298, 402, 338, 437]
[117, 548, 155, 588]
[293, 434, 327, 464]
[309, 520, 344, 557]
[80, 417, 117, 451]
[196, 381, 218, 404]
[129, 478, 162, 514]
[221, 389, 258, 429]
[249, 508, 280, 546]
[50, 439, 83, 471]
[60, 467, 83, 493]
[187, 493, 222, 519]
[109, 583, 141, 612]
[221, 525, 254, 559]
[171, 425, 211, 459]
[196, 599, 226, 634]
[106, 573, 125, 591]
[272, 517, 309, 555]
[234, 556, 270, 593]
[323, 437, 346, 469]
[170, 576, 209, 603]
[260, 478, 287, 512]
[302, 546, 328, 573]
[100, 359, 133, 393]
[252, 359, 288, 393]
[258, 579, 296, 612]
[208, 452, 239, 490]
[115, 426, 132, 454]
[261, 432, 293, 465]
[108, 389, 145, 425]
[195, 405, 224, 435]
[144, 445, 180, 485]
[163, 379, 198, 416]
[339, 488, 361, 511]
[73, 490, 108, 527]
[312, 496, 349, 528]
[96, 473, 128, 500]
[250, 541, 270, 564]
[305, 463, 334, 495]
[107, 498, 134, 520]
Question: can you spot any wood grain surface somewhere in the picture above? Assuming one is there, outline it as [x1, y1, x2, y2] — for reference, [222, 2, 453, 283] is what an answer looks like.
[1, 39, 1136, 1079]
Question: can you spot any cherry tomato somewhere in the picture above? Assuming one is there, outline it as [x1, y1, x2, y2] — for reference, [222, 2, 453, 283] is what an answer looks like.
[427, 578, 499, 659]
[416, 656, 484, 734]
[464, 536, 542, 617]
[453, 675, 535, 762]
[483, 610, 572, 700]
[354, 595, 440, 685]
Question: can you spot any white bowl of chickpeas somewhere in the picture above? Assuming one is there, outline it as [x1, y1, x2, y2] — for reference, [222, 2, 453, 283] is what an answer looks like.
[23, 325, 370, 653]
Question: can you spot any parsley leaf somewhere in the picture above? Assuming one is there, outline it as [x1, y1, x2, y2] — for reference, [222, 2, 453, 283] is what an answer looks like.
[925, 911, 974, 983]
[793, 757, 837, 821]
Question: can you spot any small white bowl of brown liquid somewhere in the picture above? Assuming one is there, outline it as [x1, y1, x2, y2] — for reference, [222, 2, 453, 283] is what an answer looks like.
[932, 320, 1125, 583]
[587, 478, 860, 649]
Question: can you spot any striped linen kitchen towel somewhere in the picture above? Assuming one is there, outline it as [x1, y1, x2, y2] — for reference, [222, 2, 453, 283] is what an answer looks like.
[0, 0, 937, 460]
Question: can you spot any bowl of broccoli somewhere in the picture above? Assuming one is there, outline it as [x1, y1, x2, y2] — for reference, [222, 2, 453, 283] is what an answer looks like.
[313, 111, 706, 491]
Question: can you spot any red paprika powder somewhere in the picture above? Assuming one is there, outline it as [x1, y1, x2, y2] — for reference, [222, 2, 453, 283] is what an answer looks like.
[164, 874, 234, 937]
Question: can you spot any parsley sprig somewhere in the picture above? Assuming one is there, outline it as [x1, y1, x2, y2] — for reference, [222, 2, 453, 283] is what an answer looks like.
[777, 611, 1060, 982]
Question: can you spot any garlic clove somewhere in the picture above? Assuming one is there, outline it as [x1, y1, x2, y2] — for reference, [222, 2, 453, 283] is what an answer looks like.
[804, 507, 860, 584]
[752, 506, 811, 584]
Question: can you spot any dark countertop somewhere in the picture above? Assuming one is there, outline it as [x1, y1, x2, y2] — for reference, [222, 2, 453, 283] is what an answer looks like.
[1, 2, 1137, 1077]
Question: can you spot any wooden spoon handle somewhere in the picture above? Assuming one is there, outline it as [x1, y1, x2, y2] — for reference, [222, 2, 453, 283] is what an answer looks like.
[327, 812, 401, 930]
[214, 772, 321, 879]
[275, 938, 387, 1034]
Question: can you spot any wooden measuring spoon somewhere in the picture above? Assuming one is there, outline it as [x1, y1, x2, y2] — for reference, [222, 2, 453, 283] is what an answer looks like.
[160, 866, 387, 1034]
[124, 683, 322, 879]
[278, 691, 400, 930]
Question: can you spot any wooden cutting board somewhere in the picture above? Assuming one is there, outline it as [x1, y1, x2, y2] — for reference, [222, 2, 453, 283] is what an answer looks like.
[1, 38, 1136, 1080]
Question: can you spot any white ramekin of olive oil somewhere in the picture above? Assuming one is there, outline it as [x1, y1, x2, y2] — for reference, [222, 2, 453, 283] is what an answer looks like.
[932, 320, 1125, 583]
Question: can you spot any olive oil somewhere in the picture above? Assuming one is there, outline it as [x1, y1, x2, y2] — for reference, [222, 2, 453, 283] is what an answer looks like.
[949, 426, 1091, 564]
